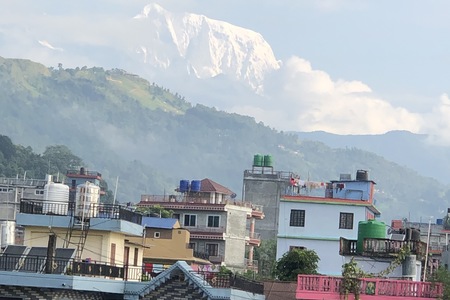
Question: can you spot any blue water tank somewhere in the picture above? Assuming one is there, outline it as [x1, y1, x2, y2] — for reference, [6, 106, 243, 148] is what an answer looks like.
[191, 180, 201, 192]
[437, 218, 443, 225]
[179, 180, 190, 193]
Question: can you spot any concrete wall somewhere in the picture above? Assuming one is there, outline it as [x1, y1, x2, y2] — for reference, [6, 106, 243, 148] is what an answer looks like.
[225, 205, 250, 269]
[278, 201, 368, 240]
[277, 237, 343, 275]
[24, 227, 143, 267]
[243, 173, 289, 240]
[333, 181, 374, 201]
[277, 201, 372, 275]
[131, 228, 194, 263]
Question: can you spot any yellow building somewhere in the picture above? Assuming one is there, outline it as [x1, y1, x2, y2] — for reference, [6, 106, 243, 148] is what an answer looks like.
[128, 217, 210, 267]
[17, 199, 145, 280]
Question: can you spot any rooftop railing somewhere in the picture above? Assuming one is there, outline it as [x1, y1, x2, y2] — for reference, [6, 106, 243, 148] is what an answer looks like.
[66, 170, 102, 178]
[0, 253, 143, 281]
[340, 237, 427, 259]
[138, 195, 263, 213]
[19, 199, 142, 225]
[297, 275, 442, 299]
[196, 271, 264, 294]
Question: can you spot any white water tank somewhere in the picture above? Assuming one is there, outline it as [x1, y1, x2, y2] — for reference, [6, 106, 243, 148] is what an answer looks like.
[75, 182, 100, 218]
[0, 221, 15, 248]
[43, 181, 70, 215]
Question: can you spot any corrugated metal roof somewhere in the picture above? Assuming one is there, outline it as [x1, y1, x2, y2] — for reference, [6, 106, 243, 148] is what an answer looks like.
[142, 217, 178, 229]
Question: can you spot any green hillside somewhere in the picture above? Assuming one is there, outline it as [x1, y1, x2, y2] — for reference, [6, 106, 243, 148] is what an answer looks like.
[1, 56, 449, 223]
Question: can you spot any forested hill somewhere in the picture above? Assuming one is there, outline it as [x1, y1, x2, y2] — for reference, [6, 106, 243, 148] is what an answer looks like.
[1, 56, 449, 223]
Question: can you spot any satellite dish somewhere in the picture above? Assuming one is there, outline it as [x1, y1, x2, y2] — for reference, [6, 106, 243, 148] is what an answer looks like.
[231, 193, 237, 199]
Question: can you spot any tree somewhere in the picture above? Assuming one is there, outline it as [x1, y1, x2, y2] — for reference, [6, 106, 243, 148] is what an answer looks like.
[430, 267, 450, 300]
[136, 205, 174, 218]
[254, 239, 277, 279]
[274, 248, 319, 281]
[42, 145, 83, 175]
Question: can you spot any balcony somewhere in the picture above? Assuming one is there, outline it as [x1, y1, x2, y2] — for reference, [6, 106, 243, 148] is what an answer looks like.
[246, 231, 261, 246]
[189, 225, 225, 240]
[340, 237, 427, 259]
[192, 251, 223, 264]
[244, 258, 259, 272]
[296, 275, 442, 299]
[19, 199, 142, 225]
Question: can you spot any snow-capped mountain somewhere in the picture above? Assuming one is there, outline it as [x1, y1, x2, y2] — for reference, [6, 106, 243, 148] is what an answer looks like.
[132, 3, 280, 93]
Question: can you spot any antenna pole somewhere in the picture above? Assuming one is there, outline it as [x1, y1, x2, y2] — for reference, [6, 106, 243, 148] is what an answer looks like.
[113, 176, 119, 206]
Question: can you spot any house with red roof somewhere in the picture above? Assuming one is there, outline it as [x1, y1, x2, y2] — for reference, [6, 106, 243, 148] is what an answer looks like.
[138, 178, 264, 271]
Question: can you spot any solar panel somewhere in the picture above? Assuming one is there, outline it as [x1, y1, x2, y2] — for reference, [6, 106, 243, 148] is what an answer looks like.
[18, 247, 47, 273]
[0, 245, 27, 271]
[53, 248, 76, 274]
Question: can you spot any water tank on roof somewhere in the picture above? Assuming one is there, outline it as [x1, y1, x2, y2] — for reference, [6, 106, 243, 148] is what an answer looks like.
[357, 220, 386, 254]
[356, 170, 369, 181]
[253, 154, 263, 167]
[0, 221, 15, 248]
[437, 219, 443, 225]
[43, 182, 69, 215]
[263, 155, 273, 167]
[75, 182, 100, 218]
[179, 180, 190, 193]
[191, 180, 201, 192]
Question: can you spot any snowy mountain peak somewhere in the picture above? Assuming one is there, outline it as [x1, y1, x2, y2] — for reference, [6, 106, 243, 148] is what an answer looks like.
[133, 3, 280, 93]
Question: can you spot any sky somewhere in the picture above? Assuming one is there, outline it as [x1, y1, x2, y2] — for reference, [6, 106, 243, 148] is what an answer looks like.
[1, 0, 450, 144]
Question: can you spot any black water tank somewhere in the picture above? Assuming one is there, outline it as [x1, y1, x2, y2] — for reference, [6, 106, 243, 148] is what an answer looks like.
[356, 170, 368, 181]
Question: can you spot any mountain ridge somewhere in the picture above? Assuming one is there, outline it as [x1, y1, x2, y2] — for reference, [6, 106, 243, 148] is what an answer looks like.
[1, 56, 449, 224]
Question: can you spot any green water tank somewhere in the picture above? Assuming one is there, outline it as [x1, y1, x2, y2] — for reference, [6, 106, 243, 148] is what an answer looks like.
[263, 155, 273, 167]
[357, 220, 386, 254]
[253, 154, 263, 167]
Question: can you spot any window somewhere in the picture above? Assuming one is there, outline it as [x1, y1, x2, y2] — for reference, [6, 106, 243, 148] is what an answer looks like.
[184, 214, 197, 227]
[207, 215, 220, 228]
[110, 243, 116, 265]
[173, 213, 180, 221]
[289, 246, 306, 251]
[154, 232, 160, 238]
[339, 212, 354, 229]
[35, 190, 44, 195]
[134, 248, 139, 266]
[206, 243, 219, 256]
[188, 242, 196, 250]
[289, 209, 305, 227]
[123, 246, 130, 266]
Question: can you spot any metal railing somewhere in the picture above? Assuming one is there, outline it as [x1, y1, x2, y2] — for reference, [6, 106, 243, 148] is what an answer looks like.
[188, 225, 225, 234]
[138, 195, 264, 215]
[195, 271, 264, 294]
[66, 170, 102, 178]
[19, 199, 142, 225]
[339, 237, 427, 258]
[246, 231, 261, 240]
[0, 254, 143, 281]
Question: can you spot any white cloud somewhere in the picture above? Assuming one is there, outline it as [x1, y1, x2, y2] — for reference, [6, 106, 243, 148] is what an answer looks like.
[38, 40, 63, 51]
[230, 56, 423, 135]
[422, 94, 450, 145]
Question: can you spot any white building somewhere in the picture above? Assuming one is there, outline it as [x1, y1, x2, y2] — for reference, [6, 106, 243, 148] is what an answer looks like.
[276, 171, 381, 275]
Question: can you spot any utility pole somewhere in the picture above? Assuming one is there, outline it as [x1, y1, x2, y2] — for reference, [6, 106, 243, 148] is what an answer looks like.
[423, 217, 432, 281]
[45, 234, 57, 274]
